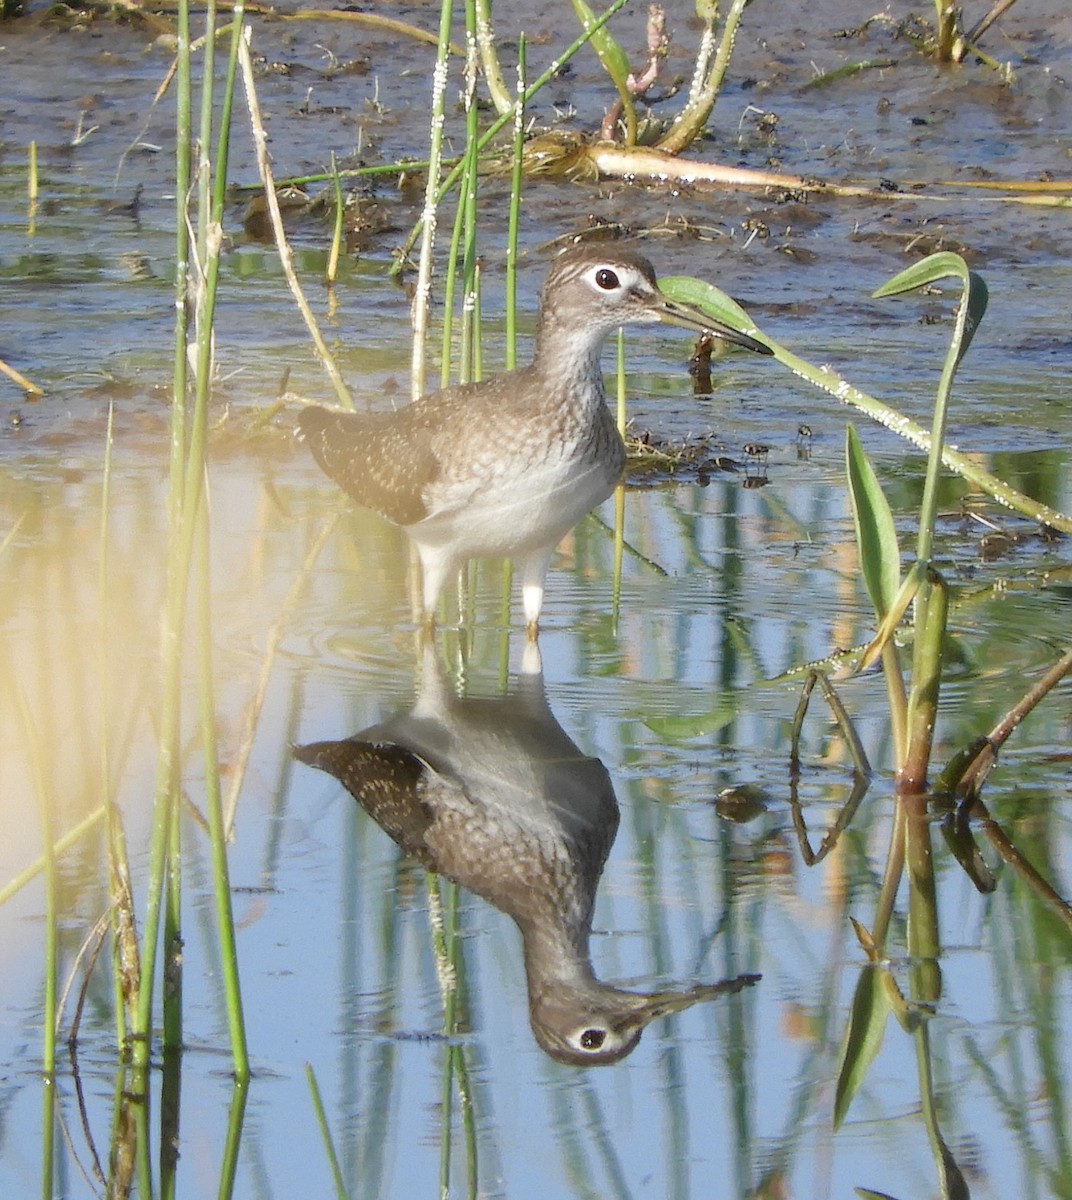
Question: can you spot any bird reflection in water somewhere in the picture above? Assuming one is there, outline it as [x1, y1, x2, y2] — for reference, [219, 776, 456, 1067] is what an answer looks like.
[295, 645, 759, 1066]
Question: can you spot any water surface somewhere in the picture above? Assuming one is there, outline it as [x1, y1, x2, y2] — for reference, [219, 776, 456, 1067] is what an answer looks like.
[1, 2, 1071, 1197]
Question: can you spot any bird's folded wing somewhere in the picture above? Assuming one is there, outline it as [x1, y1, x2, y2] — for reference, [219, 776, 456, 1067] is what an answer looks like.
[298, 406, 440, 526]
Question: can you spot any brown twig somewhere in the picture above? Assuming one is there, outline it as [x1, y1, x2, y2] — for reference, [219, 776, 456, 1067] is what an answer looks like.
[237, 27, 354, 410]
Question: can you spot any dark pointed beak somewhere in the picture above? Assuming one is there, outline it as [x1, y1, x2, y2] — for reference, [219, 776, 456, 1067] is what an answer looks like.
[613, 972, 762, 1031]
[656, 295, 773, 355]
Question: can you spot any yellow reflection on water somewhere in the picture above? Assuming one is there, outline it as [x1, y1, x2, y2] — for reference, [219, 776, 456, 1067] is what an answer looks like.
[0, 443, 409, 947]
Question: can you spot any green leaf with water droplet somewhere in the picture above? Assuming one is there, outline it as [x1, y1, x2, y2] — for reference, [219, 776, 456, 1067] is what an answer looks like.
[845, 424, 900, 620]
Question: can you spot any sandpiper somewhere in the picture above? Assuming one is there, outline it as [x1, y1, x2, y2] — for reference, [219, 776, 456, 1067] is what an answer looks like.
[299, 244, 771, 635]
[295, 644, 760, 1064]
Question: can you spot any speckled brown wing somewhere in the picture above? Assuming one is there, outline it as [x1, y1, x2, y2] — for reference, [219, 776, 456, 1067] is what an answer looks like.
[293, 739, 446, 871]
[297, 405, 441, 526]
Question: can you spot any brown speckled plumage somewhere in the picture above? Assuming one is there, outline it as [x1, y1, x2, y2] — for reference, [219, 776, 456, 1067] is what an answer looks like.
[295, 645, 760, 1065]
[298, 244, 771, 632]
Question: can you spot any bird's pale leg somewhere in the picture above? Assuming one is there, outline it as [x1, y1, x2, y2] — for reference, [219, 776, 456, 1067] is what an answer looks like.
[520, 546, 556, 639]
[416, 545, 457, 630]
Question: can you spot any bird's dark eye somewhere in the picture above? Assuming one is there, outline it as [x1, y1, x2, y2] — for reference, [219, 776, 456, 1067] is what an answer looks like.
[579, 1028, 606, 1050]
[594, 268, 620, 291]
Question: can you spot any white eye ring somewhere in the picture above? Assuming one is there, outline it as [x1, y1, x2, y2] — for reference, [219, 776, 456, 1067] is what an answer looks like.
[592, 267, 621, 291]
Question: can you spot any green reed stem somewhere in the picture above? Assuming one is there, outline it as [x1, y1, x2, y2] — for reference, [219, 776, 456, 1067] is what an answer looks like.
[871, 798, 907, 953]
[612, 330, 627, 626]
[136, 0, 194, 1069]
[504, 37, 526, 372]
[162, 797, 182, 1052]
[904, 791, 942, 1003]
[133, 1077, 153, 1197]
[658, 0, 748, 154]
[460, 5, 481, 388]
[440, 176, 468, 390]
[217, 1078, 250, 1200]
[16, 683, 57, 1077]
[426, 875, 456, 1193]
[40, 1070, 55, 1200]
[200, 0, 250, 1077]
[761, 333, 1072, 534]
[454, 1041, 479, 1200]
[196, 491, 250, 1077]
[0, 808, 106, 907]
[305, 1064, 350, 1200]
[327, 151, 344, 285]
[474, 0, 512, 115]
[395, 0, 632, 270]
[27, 139, 38, 236]
[411, 0, 455, 400]
[196, 0, 217, 256]
[902, 569, 949, 792]
[164, 0, 228, 1060]
[99, 404, 140, 1047]
[160, 1046, 182, 1199]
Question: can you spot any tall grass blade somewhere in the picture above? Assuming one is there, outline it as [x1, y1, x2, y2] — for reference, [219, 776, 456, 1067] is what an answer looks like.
[504, 35, 526, 372]
[305, 1064, 350, 1200]
[196, 497, 249, 1078]
[852, 559, 926, 676]
[15, 682, 57, 1077]
[0, 809, 106, 907]
[410, 0, 455, 399]
[98, 403, 141, 1044]
[658, 274, 761, 335]
[394, 0, 632, 268]
[216, 1079, 250, 1199]
[137, 0, 194, 1075]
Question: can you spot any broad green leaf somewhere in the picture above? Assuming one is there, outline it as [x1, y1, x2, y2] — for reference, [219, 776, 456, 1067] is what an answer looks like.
[645, 702, 738, 741]
[872, 251, 989, 366]
[834, 965, 892, 1130]
[871, 250, 968, 298]
[658, 275, 759, 335]
[570, 0, 632, 94]
[845, 424, 900, 620]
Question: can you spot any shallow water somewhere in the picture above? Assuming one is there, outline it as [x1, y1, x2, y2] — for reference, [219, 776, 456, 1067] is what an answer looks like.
[2, 1, 1072, 1197]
